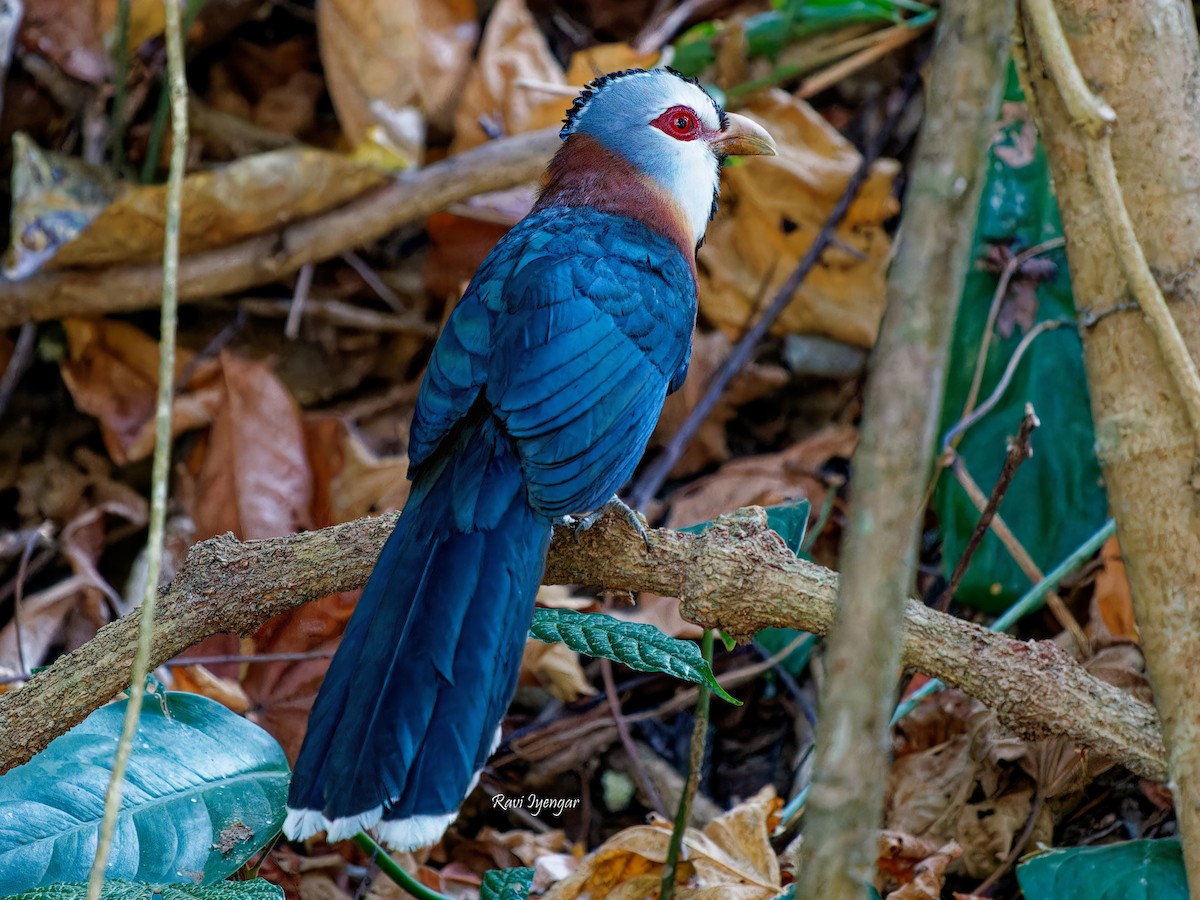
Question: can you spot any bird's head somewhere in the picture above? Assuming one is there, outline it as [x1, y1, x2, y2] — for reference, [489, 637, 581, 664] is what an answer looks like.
[539, 68, 776, 254]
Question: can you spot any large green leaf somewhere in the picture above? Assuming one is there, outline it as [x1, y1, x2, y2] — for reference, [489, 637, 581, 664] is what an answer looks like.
[934, 65, 1108, 612]
[480, 867, 534, 900]
[1017, 839, 1187, 899]
[9, 879, 284, 900]
[0, 691, 289, 893]
[529, 609, 740, 705]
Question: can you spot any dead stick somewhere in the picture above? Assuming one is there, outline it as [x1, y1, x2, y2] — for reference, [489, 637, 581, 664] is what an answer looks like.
[936, 404, 1039, 611]
[0, 506, 1165, 782]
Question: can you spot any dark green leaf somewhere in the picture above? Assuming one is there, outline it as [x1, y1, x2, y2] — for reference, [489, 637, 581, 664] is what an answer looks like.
[480, 867, 534, 900]
[1017, 839, 1186, 900]
[8, 879, 284, 900]
[934, 64, 1108, 612]
[529, 609, 740, 705]
[0, 692, 289, 893]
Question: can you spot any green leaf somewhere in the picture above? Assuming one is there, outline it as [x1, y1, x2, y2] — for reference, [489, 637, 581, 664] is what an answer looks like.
[0, 691, 289, 893]
[8, 879, 284, 900]
[529, 609, 740, 705]
[1017, 839, 1186, 899]
[934, 63, 1108, 612]
[480, 867, 534, 900]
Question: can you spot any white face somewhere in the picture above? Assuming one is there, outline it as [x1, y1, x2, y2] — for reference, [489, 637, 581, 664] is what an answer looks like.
[563, 70, 725, 247]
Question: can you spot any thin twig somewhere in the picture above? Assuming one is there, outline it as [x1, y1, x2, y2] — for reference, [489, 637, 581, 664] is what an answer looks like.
[284, 263, 314, 340]
[948, 457, 1089, 653]
[600, 657, 666, 816]
[86, 0, 186, 892]
[961, 237, 1066, 426]
[0, 322, 36, 419]
[661, 629, 714, 900]
[10, 526, 44, 677]
[935, 405, 1039, 611]
[627, 62, 925, 511]
[340, 251, 408, 314]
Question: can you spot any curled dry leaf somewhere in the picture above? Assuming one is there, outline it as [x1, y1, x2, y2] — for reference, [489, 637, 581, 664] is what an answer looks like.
[521, 638, 597, 701]
[6, 139, 390, 277]
[17, 0, 108, 83]
[665, 423, 856, 529]
[319, 0, 477, 152]
[452, 0, 657, 153]
[1090, 534, 1138, 643]
[652, 329, 789, 479]
[883, 840, 962, 900]
[700, 90, 899, 348]
[542, 786, 782, 899]
[60, 318, 224, 465]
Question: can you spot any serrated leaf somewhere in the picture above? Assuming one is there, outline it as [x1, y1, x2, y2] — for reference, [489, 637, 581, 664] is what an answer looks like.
[1017, 839, 1186, 900]
[480, 867, 534, 900]
[934, 64, 1108, 612]
[9, 879, 285, 900]
[529, 609, 740, 706]
[0, 692, 289, 893]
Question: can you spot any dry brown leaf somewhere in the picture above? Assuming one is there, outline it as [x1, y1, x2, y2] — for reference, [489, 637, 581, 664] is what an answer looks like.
[956, 787, 1048, 879]
[170, 664, 252, 714]
[652, 329, 789, 478]
[18, 0, 109, 83]
[884, 840, 962, 900]
[1090, 534, 1138, 642]
[450, 0, 565, 152]
[60, 318, 224, 465]
[700, 90, 899, 347]
[319, 0, 477, 151]
[543, 786, 781, 899]
[521, 639, 596, 701]
[451, 826, 571, 877]
[22, 148, 385, 272]
[665, 424, 856, 529]
[189, 350, 312, 542]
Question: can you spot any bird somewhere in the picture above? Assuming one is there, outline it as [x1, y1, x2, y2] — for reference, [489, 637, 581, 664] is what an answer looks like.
[283, 67, 776, 851]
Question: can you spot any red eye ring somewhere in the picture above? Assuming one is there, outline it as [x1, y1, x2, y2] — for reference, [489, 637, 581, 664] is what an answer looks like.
[651, 105, 701, 141]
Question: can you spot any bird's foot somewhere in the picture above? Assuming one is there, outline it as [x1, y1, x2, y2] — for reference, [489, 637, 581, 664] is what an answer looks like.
[573, 495, 652, 550]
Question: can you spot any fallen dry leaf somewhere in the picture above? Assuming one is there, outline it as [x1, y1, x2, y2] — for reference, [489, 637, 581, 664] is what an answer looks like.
[700, 89, 899, 348]
[188, 350, 312, 542]
[170, 663, 252, 714]
[542, 786, 782, 899]
[521, 639, 597, 701]
[1090, 534, 1138, 642]
[652, 329, 789, 479]
[665, 424, 856, 529]
[17, 0, 108, 83]
[60, 318, 225, 465]
[884, 840, 962, 900]
[319, 0, 477, 153]
[6, 139, 390, 277]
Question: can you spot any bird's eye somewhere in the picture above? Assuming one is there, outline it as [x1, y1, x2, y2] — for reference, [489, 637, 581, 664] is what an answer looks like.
[651, 106, 701, 141]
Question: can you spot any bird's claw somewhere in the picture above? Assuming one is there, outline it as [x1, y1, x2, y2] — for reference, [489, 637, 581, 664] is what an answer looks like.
[570, 496, 652, 550]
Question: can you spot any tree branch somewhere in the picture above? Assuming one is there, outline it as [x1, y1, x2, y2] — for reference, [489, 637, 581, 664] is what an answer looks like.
[0, 507, 1165, 784]
[0, 129, 562, 327]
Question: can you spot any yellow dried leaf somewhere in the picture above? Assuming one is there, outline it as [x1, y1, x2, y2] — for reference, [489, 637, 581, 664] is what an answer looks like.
[170, 664, 251, 714]
[701, 89, 899, 347]
[49, 148, 390, 269]
[543, 788, 782, 899]
[451, 0, 565, 152]
[318, 0, 477, 153]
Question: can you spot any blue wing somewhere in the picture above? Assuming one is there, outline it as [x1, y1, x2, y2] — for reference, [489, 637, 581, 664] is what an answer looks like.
[409, 207, 696, 515]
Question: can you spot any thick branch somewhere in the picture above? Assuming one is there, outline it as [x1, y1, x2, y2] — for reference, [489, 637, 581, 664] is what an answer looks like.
[0, 129, 562, 327]
[0, 507, 1165, 783]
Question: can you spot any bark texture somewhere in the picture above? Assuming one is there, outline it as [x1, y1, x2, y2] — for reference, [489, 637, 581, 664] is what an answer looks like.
[1021, 0, 1200, 884]
[794, 2, 1014, 896]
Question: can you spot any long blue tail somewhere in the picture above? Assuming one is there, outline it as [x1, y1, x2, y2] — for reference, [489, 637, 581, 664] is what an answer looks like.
[285, 410, 551, 849]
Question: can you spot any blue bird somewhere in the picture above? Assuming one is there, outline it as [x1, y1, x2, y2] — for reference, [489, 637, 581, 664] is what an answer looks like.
[284, 67, 776, 851]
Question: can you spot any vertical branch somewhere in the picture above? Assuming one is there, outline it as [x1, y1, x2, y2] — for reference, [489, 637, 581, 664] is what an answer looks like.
[1019, 0, 1200, 889]
[85, 0, 187, 894]
[793, 2, 1014, 897]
